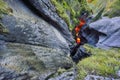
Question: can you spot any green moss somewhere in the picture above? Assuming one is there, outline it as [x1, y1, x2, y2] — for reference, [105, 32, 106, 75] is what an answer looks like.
[25, 57, 45, 72]
[0, 0, 11, 34]
[0, 0, 11, 17]
[51, 0, 91, 30]
[51, 0, 71, 28]
[77, 44, 120, 80]
[0, 23, 9, 33]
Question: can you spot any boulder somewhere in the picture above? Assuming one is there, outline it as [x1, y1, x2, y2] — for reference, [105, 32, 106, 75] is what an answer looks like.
[81, 17, 120, 49]
[89, 17, 120, 48]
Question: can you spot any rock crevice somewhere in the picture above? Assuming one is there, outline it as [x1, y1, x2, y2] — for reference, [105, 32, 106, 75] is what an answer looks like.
[0, 0, 75, 79]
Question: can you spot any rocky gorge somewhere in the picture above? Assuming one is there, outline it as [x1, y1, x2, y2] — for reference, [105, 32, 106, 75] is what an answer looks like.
[0, 0, 75, 79]
[0, 0, 120, 80]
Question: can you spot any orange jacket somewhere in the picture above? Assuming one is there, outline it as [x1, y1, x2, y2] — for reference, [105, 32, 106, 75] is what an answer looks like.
[75, 19, 86, 33]
[75, 19, 86, 44]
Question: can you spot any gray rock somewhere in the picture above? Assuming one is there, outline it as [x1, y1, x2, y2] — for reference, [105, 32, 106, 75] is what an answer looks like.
[27, 0, 75, 46]
[72, 46, 91, 63]
[0, 0, 75, 54]
[85, 75, 120, 80]
[82, 17, 120, 49]
[1, 42, 72, 70]
[0, 0, 75, 79]
[89, 17, 120, 48]
[0, 15, 69, 53]
[116, 70, 120, 77]
[0, 66, 31, 80]
[0, 42, 73, 79]
[0, 65, 56, 80]
[48, 69, 76, 80]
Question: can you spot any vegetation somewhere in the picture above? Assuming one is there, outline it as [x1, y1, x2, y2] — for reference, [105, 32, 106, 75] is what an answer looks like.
[0, 0, 11, 34]
[0, 0, 11, 17]
[50, 0, 120, 79]
[50, 0, 119, 29]
[105, 0, 120, 17]
[87, 0, 120, 17]
[51, 0, 91, 30]
[0, 23, 9, 34]
[77, 44, 120, 80]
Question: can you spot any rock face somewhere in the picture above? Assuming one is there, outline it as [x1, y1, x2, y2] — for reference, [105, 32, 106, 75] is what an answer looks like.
[1, 0, 75, 53]
[0, 41, 72, 79]
[0, 0, 74, 79]
[72, 46, 91, 63]
[1, 15, 70, 53]
[90, 17, 120, 48]
[0, 66, 31, 80]
[81, 17, 120, 49]
[27, 0, 74, 46]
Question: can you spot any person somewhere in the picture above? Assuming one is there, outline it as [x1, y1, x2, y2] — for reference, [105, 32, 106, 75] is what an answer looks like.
[74, 11, 88, 45]
[70, 11, 91, 59]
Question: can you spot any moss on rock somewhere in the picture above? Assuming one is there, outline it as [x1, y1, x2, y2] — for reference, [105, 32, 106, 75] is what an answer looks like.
[51, 0, 91, 30]
[0, 23, 9, 34]
[77, 44, 120, 80]
[0, 0, 12, 34]
[51, 0, 120, 30]
[0, 0, 11, 17]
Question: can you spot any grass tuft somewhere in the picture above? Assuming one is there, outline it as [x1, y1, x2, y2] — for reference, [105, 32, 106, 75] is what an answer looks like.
[77, 44, 120, 80]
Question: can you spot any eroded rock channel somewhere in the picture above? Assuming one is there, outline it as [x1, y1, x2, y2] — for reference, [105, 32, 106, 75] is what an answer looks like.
[0, 0, 120, 80]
